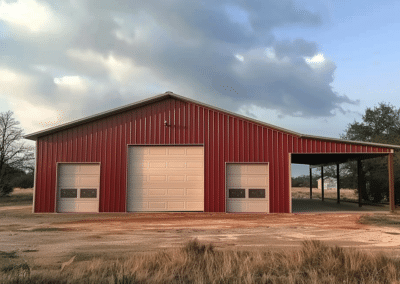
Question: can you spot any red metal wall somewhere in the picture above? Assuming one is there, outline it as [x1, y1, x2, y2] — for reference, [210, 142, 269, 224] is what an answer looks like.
[34, 97, 391, 213]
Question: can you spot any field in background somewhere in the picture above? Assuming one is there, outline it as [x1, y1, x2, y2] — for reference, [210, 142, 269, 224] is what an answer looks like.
[1, 239, 399, 284]
[0, 188, 33, 207]
[292, 187, 358, 201]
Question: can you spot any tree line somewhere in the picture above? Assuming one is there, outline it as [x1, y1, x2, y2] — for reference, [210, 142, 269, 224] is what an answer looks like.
[0, 111, 34, 196]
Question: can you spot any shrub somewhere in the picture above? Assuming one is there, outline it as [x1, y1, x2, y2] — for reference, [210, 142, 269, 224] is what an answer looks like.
[0, 183, 13, 196]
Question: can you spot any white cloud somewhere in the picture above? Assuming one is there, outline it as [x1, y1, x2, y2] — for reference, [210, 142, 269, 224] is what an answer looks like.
[0, 68, 33, 97]
[0, 0, 62, 33]
[114, 29, 134, 45]
[235, 54, 244, 62]
[264, 47, 276, 59]
[305, 53, 326, 66]
[9, 98, 61, 134]
[67, 49, 154, 84]
[54, 76, 89, 93]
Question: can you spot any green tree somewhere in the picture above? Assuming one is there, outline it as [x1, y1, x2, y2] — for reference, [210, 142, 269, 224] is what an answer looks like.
[0, 111, 34, 196]
[341, 102, 400, 204]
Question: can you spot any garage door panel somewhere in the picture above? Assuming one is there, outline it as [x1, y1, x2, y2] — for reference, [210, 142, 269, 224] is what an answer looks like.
[247, 176, 268, 187]
[227, 201, 247, 212]
[57, 164, 100, 213]
[186, 188, 203, 196]
[227, 176, 245, 187]
[149, 175, 167, 181]
[168, 201, 185, 209]
[168, 148, 186, 155]
[246, 201, 269, 212]
[228, 165, 246, 175]
[226, 164, 269, 213]
[130, 202, 148, 210]
[186, 202, 203, 210]
[76, 202, 99, 212]
[79, 176, 100, 187]
[149, 161, 167, 168]
[149, 148, 167, 155]
[132, 162, 148, 168]
[168, 161, 186, 168]
[187, 161, 203, 168]
[148, 189, 167, 196]
[167, 188, 185, 196]
[246, 165, 268, 174]
[79, 165, 101, 175]
[187, 175, 202, 181]
[59, 176, 78, 187]
[186, 147, 203, 155]
[168, 175, 185, 182]
[127, 146, 204, 212]
[59, 164, 80, 175]
[149, 202, 167, 209]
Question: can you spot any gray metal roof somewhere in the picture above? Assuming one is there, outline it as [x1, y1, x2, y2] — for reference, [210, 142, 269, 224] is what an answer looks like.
[24, 91, 400, 150]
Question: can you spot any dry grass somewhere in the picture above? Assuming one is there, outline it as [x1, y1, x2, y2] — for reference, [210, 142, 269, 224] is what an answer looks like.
[292, 187, 358, 201]
[0, 188, 33, 207]
[2, 239, 400, 284]
[358, 213, 400, 227]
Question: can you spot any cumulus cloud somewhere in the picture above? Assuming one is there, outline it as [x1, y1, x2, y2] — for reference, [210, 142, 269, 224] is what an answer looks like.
[0, 0, 357, 135]
[0, 0, 62, 33]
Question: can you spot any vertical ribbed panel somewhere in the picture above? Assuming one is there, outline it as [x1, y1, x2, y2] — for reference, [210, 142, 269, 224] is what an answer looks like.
[34, 97, 394, 213]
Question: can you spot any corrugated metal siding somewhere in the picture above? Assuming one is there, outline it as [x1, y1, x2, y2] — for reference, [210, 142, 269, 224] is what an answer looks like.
[34, 98, 392, 213]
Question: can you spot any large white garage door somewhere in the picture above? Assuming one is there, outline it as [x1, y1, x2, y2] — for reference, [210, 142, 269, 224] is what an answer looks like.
[127, 146, 204, 212]
[57, 163, 100, 213]
[226, 164, 269, 213]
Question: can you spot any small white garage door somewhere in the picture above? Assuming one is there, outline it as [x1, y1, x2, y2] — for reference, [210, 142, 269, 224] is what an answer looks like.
[127, 146, 204, 212]
[57, 163, 100, 213]
[226, 164, 269, 213]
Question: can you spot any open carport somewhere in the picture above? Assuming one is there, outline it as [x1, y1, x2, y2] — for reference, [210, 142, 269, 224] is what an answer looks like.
[291, 152, 396, 213]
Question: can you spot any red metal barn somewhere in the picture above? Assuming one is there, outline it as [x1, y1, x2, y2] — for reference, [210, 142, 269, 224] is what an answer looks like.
[25, 92, 399, 213]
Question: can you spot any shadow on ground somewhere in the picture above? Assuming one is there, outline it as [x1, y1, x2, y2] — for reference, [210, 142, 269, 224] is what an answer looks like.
[292, 198, 389, 213]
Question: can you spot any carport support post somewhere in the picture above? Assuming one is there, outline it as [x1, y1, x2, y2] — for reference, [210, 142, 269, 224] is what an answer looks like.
[388, 153, 395, 212]
[321, 166, 324, 201]
[337, 163, 340, 204]
[357, 159, 363, 207]
[309, 167, 312, 199]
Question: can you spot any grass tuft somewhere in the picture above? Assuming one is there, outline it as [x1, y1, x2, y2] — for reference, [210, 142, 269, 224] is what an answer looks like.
[0, 251, 18, 259]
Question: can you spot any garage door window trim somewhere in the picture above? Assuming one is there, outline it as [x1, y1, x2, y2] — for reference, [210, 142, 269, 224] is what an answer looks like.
[80, 188, 98, 198]
[229, 188, 246, 198]
[249, 188, 266, 198]
[60, 188, 78, 198]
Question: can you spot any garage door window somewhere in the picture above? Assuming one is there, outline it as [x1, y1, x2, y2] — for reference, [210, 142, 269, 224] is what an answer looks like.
[60, 189, 77, 198]
[80, 189, 97, 198]
[249, 189, 265, 198]
[229, 188, 245, 198]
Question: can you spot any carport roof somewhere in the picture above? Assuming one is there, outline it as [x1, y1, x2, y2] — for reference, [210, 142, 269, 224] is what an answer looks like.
[23, 92, 400, 151]
[291, 153, 389, 166]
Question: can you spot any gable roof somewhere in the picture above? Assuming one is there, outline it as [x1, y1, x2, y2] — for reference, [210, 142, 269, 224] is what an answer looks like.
[24, 91, 400, 150]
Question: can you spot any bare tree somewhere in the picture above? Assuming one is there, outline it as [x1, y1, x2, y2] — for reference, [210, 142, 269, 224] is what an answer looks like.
[0, 111, 34, 196]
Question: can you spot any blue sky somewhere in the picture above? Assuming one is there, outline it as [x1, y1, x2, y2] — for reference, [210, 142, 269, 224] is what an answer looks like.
[0, 0, 399, 176]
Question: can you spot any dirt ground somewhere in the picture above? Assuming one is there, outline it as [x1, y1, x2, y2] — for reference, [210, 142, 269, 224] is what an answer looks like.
[1, 204, 400, 274]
